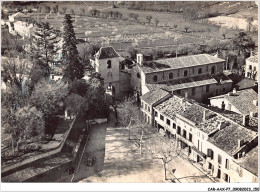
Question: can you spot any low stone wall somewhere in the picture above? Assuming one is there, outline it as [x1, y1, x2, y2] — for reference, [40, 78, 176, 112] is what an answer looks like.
[1, 116, 77, 177]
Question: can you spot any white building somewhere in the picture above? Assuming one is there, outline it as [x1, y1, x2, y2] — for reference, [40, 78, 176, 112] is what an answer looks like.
[209, 88, 258, 116]
[245, 53, 258, 81]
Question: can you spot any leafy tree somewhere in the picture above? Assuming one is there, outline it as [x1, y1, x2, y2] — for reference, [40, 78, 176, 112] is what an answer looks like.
[30, 22, 59, 80]
[68, 79, 89, 97]
[62, 14, 85, 82]
[146, 15, 152, 23]
[232, 32, 255, 55]
[154, 18, 159, 27]
[3, 106, 44, 152]
[65, 93, 86, 114]
[29, 79, 68, 130]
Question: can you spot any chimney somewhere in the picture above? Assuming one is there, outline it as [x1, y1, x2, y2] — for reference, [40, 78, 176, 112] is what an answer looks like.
[203, 110, 207, 121]
[137, 53, 143, 67]
[253, 99, 258, 106]
[185, 92, 188, 99]
[218, 121, 226, 130]
[233, 88, 237, 94]
[237, 139, 244, 149]
[242, 115, 249, 126]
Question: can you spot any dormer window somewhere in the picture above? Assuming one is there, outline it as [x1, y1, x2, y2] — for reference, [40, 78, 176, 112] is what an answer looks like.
[198, 68, 202, 74]
[107, 60, 111, 68]
[211, 66, 215, 74]
[169, 72, 173, 79]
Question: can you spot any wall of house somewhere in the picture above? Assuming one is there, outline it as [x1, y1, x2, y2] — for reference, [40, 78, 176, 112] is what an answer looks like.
[145, 62, 224, 84]
[210, 98, 242, 114]
[119, 71, 131, 98]
[130, 65, 142, 93]
[245, 59, 258, 80]
[141, 101, 152, 125]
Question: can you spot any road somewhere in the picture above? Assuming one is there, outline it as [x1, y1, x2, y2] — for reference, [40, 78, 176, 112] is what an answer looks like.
[59, 112, 213, 183]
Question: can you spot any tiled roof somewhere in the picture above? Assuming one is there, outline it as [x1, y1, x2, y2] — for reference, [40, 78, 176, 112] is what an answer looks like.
[236, 78, 256, 90]
[95, 47, 120, 59]
[146, 74, 231, 92]
[155, 95, 228, 134]
[140, 54, 225, 73]
[10, 12, 28, 18]
[208, 124, 257, 156]
[140, 89, 170, 106]
[238, 146, 258, 176]
[209, 89, 258, 115]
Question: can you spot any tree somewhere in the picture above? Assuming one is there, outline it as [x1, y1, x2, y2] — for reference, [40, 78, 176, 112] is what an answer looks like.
[133, 13, 139, 21]
[62, 14, 85, 82]
[80, 8, 85, 15]
[62, 7, 67, 14]
[3, 106, 44, 152]
[70, 8, 75, 15]
[232, 32, 255, 56]
[90, 8, 97, 17]
[1, 57, 30, 92]
[219, 28, 227, 39]
[146, 15, 152, 23]
[52, 5, 58, 14]
[184, 25, 190, 33]
[65, 93, 86, 114]
[247, 17, 254, 32]
[29, 79, 68, 130]
[44, 6, 51, 13]
[29, 22, 59, 82]
[154, 18, 159, 27]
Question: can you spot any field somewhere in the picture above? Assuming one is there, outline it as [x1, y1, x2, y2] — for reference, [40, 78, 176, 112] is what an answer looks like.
[4, 1, 257, 53]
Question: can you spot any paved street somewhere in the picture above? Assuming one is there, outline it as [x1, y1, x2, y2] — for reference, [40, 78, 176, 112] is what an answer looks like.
[58, 112, 213, 183]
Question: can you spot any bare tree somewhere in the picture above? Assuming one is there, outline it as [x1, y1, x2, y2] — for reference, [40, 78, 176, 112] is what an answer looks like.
[146, 15, 152, 23]
[154, 18, 159, 27]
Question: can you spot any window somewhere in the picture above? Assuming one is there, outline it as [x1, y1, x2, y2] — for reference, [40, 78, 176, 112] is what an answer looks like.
[224, 173, 230, 182]
[253, 66, 256, 71]
[182, 129, 187, 139]
[166, 119, 170, 125]
[184, 70, 188, 77]
[172, 123, 176, 129]
[207, 149, 214, 160]
[249, 65, 252, 70]
[137, 73, 140, 78]
[169, 72, 173, 79]
[192, 87, 195, 95]
[198, 68, 202, 74]
[153, 75, 158, 82]
[211, 66, 215, 74]
[222, 87, 226, 93]
[155, 111, 158, 117]
[206, 65, 208, 72]
[177, 70, 180, 77]
[189, 133, 192, 142]
[225, 159, 229, 170]
[148, 106, 150, 112]
[218, 154, 222, 165]
[206, 85, 210, 93]
[160, 115, 164, 121]
[145, 104, 147, 110]
[216, 89, 218, 95]
[177, 126, 181, 135]
[107, 60, 112, 68]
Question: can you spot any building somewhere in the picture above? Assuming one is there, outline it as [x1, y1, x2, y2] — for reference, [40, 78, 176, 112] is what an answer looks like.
[140, 89, 171, 125]
[13, 21, 35, 38]
[151, 94, 258, 182]
[8, 12, 33, 23]
[90, 46, 131, 98]
[209, 88, 258, 116]
[131, 53, 233, 103]
[245, 53, 258, 81]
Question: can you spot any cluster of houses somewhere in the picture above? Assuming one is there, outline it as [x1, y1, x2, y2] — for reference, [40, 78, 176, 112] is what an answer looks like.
[1, 10, 258, 183]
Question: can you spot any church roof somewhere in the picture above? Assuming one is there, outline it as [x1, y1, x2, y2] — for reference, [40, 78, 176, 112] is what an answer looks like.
[95, 47, 120, 60]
